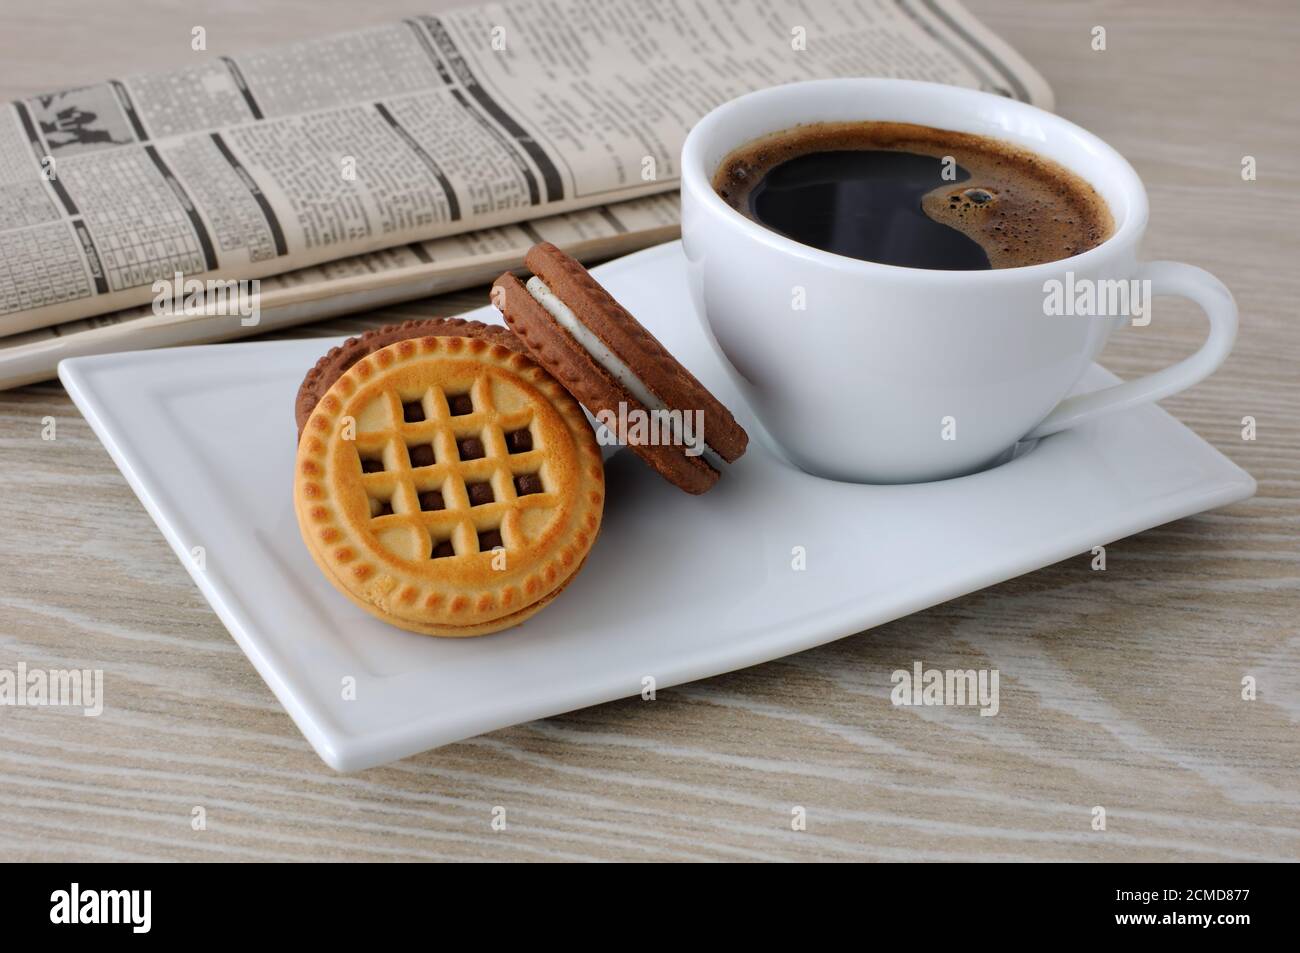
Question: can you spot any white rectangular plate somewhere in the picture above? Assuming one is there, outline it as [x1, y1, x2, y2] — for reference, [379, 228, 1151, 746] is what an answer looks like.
[60, 241, 1255, 771]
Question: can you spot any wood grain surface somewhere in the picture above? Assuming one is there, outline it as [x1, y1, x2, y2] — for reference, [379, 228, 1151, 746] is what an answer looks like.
[0, 0, 1296, 862]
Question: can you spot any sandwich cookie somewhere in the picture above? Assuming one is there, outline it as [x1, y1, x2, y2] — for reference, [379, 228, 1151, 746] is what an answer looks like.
[295, 333, 604, 637]
[295, 317, 524, 440]
[491, 243, 747, 494]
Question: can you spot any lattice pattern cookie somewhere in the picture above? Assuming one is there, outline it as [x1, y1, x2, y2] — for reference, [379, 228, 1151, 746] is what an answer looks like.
[294, 334, 604, 637]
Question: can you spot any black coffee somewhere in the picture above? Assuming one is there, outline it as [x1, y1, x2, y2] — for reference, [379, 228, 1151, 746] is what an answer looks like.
[712, 121, 1113, 270]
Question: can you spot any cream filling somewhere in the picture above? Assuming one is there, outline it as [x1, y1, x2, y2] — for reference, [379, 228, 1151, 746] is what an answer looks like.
[524, 275, 723, 470]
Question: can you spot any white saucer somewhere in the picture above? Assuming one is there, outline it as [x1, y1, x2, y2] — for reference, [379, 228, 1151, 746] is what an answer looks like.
[59, 241, 1255, 771]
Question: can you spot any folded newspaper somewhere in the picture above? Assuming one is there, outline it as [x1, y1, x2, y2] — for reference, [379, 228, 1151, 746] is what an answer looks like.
[0, 0, 1050, 389]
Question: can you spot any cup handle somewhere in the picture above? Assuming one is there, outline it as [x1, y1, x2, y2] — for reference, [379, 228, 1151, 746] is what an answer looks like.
[1024, 261, 1238, 440]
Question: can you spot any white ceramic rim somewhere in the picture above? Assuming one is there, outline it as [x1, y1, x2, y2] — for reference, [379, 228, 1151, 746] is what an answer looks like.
[680, 78, 1149, 283]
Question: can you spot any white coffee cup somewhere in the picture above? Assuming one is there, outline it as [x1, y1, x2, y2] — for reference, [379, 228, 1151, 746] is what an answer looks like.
[680, 78, 1237, 484]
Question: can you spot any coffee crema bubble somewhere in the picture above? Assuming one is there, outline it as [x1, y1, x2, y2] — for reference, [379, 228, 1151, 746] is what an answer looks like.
[712, 120, 1115, 270]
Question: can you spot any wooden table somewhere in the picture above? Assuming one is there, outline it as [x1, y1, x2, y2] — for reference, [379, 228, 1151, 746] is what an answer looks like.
[2, 0, 1296, 862]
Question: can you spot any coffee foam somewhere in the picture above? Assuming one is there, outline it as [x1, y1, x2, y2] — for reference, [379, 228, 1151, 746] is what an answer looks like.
[712, 121, 1114, 269]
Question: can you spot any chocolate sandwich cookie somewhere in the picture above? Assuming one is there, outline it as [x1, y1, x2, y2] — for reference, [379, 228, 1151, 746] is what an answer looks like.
[295, 317, 523, 440]
[491, 243, 748, 494]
